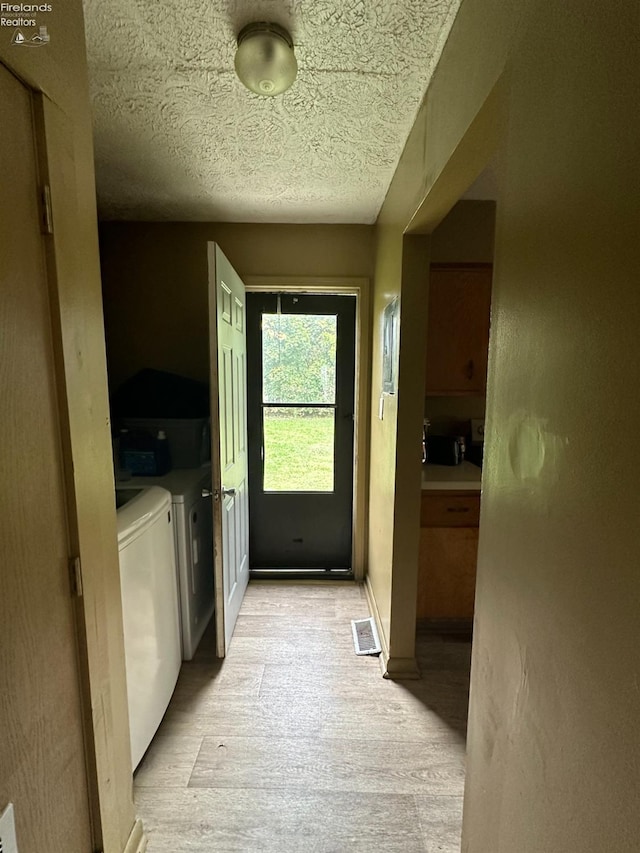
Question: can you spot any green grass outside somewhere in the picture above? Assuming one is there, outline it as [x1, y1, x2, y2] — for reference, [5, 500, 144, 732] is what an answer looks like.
[263, 413, 334, 492]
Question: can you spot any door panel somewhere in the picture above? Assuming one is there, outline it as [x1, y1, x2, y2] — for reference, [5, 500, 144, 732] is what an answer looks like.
[247, 293, 356, 572]
[0, 64, 93, 851]
[236, 350, 247, 453]
[236, 477, 249, 576]
[223, 496, 237, 596]
[222, 345, 235, 469]
[208, 244, 250, 656]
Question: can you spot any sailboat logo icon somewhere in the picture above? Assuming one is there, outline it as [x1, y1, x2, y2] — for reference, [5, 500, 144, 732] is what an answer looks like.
[11, 26, 50, 47]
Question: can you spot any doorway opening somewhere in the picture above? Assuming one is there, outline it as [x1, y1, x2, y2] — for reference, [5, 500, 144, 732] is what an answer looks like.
[246, 292, 357, 578]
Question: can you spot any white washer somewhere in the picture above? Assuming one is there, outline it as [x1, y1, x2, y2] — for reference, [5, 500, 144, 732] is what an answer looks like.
[119, 466, 215, 660]
[116, 486, 181, 769]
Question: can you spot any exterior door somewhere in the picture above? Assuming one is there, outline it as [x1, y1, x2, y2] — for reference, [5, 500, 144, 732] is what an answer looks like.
[0, 64, 93, 851]
[207, 244, 250, 656]
[246, 293, 356, 573]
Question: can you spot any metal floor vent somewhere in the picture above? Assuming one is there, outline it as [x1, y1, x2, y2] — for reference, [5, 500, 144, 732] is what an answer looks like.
[351, 617, 382, 656]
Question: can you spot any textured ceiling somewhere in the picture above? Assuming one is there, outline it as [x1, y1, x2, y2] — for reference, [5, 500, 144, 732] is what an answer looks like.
[83, 0, 461, 223]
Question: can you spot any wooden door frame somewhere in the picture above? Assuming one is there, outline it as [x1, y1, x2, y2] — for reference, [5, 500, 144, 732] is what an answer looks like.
[25, 85, 103, 852]
[3, 61, 142, 852]
[244, 276, 371, 582]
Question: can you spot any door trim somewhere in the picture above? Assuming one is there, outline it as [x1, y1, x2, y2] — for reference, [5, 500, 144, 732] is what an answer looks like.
[124, 818, 148, 853]
[244, 276, 370, 582]
[29, 88, 105, 849]
[18, 69, 135, 849]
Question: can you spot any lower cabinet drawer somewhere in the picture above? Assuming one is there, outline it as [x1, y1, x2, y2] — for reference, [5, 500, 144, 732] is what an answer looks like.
[420, 493, 480, 527]
[417, 526, 479, 619]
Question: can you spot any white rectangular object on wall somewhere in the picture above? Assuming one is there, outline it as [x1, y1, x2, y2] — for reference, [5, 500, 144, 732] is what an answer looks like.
[0, 802, 19, 853]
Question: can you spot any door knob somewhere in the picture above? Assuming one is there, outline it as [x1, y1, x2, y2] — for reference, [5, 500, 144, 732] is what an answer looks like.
[203, 487, 236, 500]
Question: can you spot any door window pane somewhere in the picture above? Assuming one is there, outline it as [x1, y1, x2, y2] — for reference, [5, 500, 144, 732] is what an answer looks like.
[263, 407, 334, 492]
[262, 314, 337, 404]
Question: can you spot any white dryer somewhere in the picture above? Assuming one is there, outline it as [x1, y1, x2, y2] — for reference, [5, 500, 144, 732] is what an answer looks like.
[119, 466, 215, 660]
[116, 486, 181, 768]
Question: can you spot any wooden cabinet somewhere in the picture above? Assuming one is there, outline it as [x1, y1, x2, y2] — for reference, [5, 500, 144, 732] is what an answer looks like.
[425, 264, 492, 396]
[417, 491, 480, 621]
[420, 492, 481, 527]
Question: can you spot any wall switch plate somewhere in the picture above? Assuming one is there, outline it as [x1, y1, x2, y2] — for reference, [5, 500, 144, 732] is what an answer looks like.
[0, 802, 19, 853]
[470, 418, 485, 445]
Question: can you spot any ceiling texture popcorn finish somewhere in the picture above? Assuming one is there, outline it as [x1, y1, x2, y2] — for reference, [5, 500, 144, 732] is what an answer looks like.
[83, 0, 461, 223]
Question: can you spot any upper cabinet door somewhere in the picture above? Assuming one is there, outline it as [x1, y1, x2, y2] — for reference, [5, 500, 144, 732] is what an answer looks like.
[425, 264, 492, 396]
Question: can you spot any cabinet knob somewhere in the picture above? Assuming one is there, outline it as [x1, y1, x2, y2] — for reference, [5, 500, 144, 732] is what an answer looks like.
[466, 360, 474, 380]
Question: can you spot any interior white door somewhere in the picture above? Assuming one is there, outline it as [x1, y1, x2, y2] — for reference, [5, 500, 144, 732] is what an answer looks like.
[208, 243, 250, 656]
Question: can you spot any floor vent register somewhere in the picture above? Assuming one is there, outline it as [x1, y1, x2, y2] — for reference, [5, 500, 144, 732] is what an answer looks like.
[351, 617, 382, 656]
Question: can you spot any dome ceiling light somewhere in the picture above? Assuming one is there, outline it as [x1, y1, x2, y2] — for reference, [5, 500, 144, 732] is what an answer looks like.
[234, 22, 298, 97]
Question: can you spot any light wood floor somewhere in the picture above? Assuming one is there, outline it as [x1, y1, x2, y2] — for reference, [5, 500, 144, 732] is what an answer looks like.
[134, 582, 471, 852]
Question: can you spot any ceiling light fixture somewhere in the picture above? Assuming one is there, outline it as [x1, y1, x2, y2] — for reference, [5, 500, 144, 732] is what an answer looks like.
[234, 22, 298, 97]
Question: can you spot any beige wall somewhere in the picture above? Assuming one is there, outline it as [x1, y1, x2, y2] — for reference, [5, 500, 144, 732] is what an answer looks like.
[367, 224, 430, 673]
[366, 3, 513, 671]
[371, 0, 639, 849]
[430, 199, 495, 264]
[0, 2, 135, 851]
[463, 3, 639, 849]
[367, 225, 403, 646]
[99, 222, 374, 390]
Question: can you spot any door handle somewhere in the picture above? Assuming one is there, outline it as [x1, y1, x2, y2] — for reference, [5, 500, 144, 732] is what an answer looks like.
[202, 487, 236, 500]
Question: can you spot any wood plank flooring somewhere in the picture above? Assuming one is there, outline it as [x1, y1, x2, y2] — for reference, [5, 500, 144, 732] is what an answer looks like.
[134, 581, 471, 852]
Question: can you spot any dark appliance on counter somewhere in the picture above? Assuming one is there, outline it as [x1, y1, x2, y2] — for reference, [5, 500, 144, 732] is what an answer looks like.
[427, 434, 466, 466]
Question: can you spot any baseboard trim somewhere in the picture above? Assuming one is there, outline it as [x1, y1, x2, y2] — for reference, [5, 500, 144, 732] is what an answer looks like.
[364, 576, 420, 680]
[123, 818, 147, 853]
[363, 575, 390, 674]
[382, 655, 421, 680]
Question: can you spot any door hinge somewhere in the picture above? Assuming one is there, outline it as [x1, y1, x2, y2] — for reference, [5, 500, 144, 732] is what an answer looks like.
[41, 184, 53, 234]
[69, 556, 83, 598]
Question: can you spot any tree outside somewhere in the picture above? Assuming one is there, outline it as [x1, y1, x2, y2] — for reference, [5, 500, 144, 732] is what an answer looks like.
[261, 313, 337, 491]
[262, 313, 336, 406]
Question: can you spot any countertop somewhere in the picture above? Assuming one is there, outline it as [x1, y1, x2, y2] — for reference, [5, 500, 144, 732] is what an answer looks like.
[421, 461, 482, 491]
[116, 463, 211, 501]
